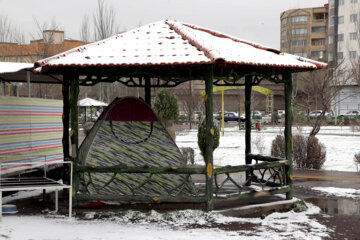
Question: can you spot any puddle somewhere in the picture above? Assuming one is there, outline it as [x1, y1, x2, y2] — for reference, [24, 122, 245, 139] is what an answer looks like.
[306, 197, 360, 215]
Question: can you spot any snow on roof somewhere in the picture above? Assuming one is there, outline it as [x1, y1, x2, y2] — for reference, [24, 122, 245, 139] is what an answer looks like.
[78, 98, 108, 107]
[0, 62, 33, 74]
[35, 20, 327, 71]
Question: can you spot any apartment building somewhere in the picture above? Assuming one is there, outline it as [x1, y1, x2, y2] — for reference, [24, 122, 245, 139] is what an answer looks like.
[280, 6, 328, 62]
[328, 0, 360, 114]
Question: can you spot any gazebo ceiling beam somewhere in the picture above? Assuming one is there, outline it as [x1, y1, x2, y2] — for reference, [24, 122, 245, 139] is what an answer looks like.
[74, 66, 288, 87]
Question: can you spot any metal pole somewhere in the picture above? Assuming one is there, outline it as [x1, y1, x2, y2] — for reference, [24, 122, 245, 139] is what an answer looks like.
[69, 161, 73, 219]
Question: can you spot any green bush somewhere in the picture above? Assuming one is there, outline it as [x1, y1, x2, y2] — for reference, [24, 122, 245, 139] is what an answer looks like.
[197, 117, 220, 162]
[153, 89, 179, 128]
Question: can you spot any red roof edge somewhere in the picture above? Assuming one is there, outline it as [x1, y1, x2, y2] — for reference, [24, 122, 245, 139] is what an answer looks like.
[179, 22, 282, 55]
[165, 21, 217, 63]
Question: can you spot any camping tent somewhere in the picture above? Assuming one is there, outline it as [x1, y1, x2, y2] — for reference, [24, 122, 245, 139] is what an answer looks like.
[78, 97, 195, 197]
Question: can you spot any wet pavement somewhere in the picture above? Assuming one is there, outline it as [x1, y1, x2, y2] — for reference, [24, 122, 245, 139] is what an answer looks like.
[293, 169, 360, 239]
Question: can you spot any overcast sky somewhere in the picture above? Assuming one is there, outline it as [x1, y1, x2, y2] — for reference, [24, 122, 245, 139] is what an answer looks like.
[1, 0, 327, 49]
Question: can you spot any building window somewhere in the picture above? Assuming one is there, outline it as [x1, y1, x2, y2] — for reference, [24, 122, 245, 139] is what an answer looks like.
[350, 14, 358, 22]
[349, 32, 358, 40]
[292, 40, 307, 46]
[328, 36, 334, 44]
[340, 0, 345, 5]
[338, 52, 344, 59]
[312, 26, 326, 32]
[291, 15, 308, 24]
[338, 33, 344, 41]
[281, 18, 287, 26]
[292, 28, 308, 35]
[330, 0, 335, 8]
[281, 30, 286, 37]
[338, 16, 344, 24]
[330, 16, 335, 26]
[311, 51, 326, 58]
[351, 0, 358, 3]
[294, 52, 307, 57]
[281, 42, 286, 49]
[312, 39, 325, 46]
[349, 51, 357, 58]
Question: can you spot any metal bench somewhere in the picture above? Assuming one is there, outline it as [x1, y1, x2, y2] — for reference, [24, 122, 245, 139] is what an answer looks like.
[0, 161, 72, 221]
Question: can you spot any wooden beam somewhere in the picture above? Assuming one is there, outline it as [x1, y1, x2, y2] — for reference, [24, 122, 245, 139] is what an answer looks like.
[214, 185, 291, 202]
[245, 75, 252, 183]
[76, 194, 205, 203]
[145, 76, 151, 105]
[205, 64, 214, 211]
[284, 70, 293, 200]
[75, 166, 206, 174]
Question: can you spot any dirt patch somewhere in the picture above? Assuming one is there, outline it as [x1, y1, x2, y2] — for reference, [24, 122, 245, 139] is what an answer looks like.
[311, 214, 360, 240]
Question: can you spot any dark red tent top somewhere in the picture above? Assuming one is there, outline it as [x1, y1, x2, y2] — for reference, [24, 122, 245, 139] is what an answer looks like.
[99, 97, 158, 122]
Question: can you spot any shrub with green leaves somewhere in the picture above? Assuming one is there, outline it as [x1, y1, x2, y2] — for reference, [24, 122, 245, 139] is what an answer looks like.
[153, 89, 179, 128]
[197, 117, 220, 162]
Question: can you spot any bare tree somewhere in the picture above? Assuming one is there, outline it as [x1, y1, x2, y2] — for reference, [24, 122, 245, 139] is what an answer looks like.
[180, 92, 200, 129]
[294, 61, 354, 136]
[80, 14, 91, 43]
[93, 0, 118, 41]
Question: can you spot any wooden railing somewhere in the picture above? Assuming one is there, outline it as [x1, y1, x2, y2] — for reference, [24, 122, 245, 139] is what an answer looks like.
[74, 154, 290, 209]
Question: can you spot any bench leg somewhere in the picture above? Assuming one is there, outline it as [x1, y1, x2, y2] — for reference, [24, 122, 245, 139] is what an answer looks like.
[55, 190, 58, 213]
[0, 191, 2, 222]
[69, 187, 72, 219]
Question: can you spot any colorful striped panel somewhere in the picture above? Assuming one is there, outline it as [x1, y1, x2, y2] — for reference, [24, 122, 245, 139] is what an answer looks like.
[0, 97, 63, 175]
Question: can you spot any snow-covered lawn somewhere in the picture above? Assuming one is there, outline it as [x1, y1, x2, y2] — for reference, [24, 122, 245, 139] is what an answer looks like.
[0, 203, 330, 240]
[312, 187, 360, 199]
[176, 125, 360, 172]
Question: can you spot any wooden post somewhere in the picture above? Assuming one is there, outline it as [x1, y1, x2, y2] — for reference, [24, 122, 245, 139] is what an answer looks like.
[221, 80, 224, 136]
[69, 73, 79, 162]
[284, 70, 293, 200]
[145, 76, 151, 106]
[62, 75, 70, 160]
[205, 64, 214, 211]
[245, 75, 252, 183]
[27, 71, 31, 97]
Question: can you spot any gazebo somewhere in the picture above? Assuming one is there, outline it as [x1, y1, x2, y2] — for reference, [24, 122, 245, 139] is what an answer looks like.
[34, 20, 326, 211]
[78, 97, 107, 122]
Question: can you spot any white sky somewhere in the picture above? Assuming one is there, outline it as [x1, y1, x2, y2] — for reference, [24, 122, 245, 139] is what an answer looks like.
[1, 0, 327, 49]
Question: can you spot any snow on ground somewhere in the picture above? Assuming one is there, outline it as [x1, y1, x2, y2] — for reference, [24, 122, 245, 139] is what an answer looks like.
[0, 203, 330, 240]
[312, 187, 360, 199]
[176, 125, 360, 172]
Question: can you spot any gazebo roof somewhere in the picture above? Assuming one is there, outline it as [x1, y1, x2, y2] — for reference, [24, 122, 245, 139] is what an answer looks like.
[35, 20, 326, 73]
[78, 98, 108, 107]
